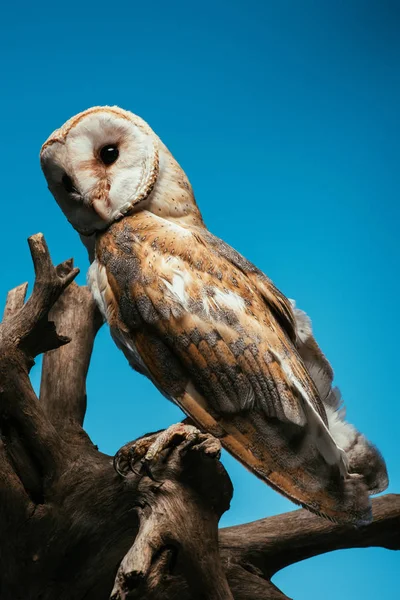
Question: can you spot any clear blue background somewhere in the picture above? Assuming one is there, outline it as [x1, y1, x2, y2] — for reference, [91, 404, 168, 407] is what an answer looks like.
[1, 1, 398, 597]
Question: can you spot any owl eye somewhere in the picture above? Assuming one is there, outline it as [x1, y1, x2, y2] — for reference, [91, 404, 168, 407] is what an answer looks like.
[62, 174, 75, 193]
[100, 144, 119, 166]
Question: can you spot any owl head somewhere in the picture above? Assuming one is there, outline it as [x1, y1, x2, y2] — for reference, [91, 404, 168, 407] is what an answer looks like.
[40, 106, 199, 237]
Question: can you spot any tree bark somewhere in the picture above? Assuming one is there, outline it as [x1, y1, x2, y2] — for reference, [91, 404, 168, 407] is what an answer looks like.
[0, 234, 398, 600]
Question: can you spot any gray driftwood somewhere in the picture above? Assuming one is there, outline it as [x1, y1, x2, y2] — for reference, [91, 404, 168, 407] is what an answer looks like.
[0, 234, 398, 600]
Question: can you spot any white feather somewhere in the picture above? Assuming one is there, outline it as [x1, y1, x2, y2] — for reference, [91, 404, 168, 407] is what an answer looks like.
[162, 270, 189, 306]
[208, 288, 246, 312]
[325, 403, 358, 451]
[270, 347, 348, 474]
[289, 298, 312, 342]
[87, 260, 109, 320]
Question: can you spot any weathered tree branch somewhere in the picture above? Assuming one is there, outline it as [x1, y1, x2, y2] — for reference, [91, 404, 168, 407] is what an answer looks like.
[3, 283, 28, 321]
[0, 234, 80, 486]
[40, 282, 103, 431]
[1, 234, 79, 363]
[111, 433, 234, 600]
[0, 233, 398, 600]
[219, 493, 400, 581]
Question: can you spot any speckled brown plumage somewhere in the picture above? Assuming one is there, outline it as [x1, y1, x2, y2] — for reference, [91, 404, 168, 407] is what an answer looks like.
[94, 213, 370, 523]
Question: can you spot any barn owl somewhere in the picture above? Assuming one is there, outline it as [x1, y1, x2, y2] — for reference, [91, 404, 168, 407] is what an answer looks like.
[40, 106, 388, 524]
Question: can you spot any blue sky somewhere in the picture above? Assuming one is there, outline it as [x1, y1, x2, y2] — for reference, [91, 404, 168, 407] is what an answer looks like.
[1, 0, 398, 597]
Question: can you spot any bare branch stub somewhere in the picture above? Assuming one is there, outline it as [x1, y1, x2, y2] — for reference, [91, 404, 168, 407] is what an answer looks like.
[3, 283, 28, 321]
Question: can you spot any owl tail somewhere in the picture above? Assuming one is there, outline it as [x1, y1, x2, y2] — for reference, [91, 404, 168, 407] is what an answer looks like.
[323, 387, 388, 495]
[290, 301, 389, 496]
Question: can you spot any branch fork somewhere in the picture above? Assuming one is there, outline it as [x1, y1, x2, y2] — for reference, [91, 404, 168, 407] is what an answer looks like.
[1, 233, 79, 364]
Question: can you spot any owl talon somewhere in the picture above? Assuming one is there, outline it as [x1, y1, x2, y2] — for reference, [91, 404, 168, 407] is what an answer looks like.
[178, 431, 202, 454]
[140, 458, 162, 482]
[193, 435, 222, 459]
[143, 423, 200, 464]
[127, 445, 147, 473]
[142, 423, 221, 469]
[114, 424, 221, 480]
[113, 436, 156, 478]
[113, 451, 130, 478]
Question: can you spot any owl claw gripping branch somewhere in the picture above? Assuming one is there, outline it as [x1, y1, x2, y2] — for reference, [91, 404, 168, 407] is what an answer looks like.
[114, 423, 221, 480]
[41, 106, 388, 525]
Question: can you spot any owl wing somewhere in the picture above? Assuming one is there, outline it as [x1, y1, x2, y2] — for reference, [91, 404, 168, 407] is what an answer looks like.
[203, 230, 388, 495]
[290, 301, 388, 495]
[97, 215, 373, 524]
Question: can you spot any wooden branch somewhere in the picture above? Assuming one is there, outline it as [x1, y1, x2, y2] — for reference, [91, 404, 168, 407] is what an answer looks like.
[1, 281, 44, 501]
[40, 282, 103, 430]
[136, 492, 397, 600]
[0, 437, 34, 527]
[219, 493, 400, 580]
[1, 233, 79, 363]
[224, 566, 291, 600]
[2, 283, 28, 321]
[0, 234, 80, 493]
[111, 432, 234, 600]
